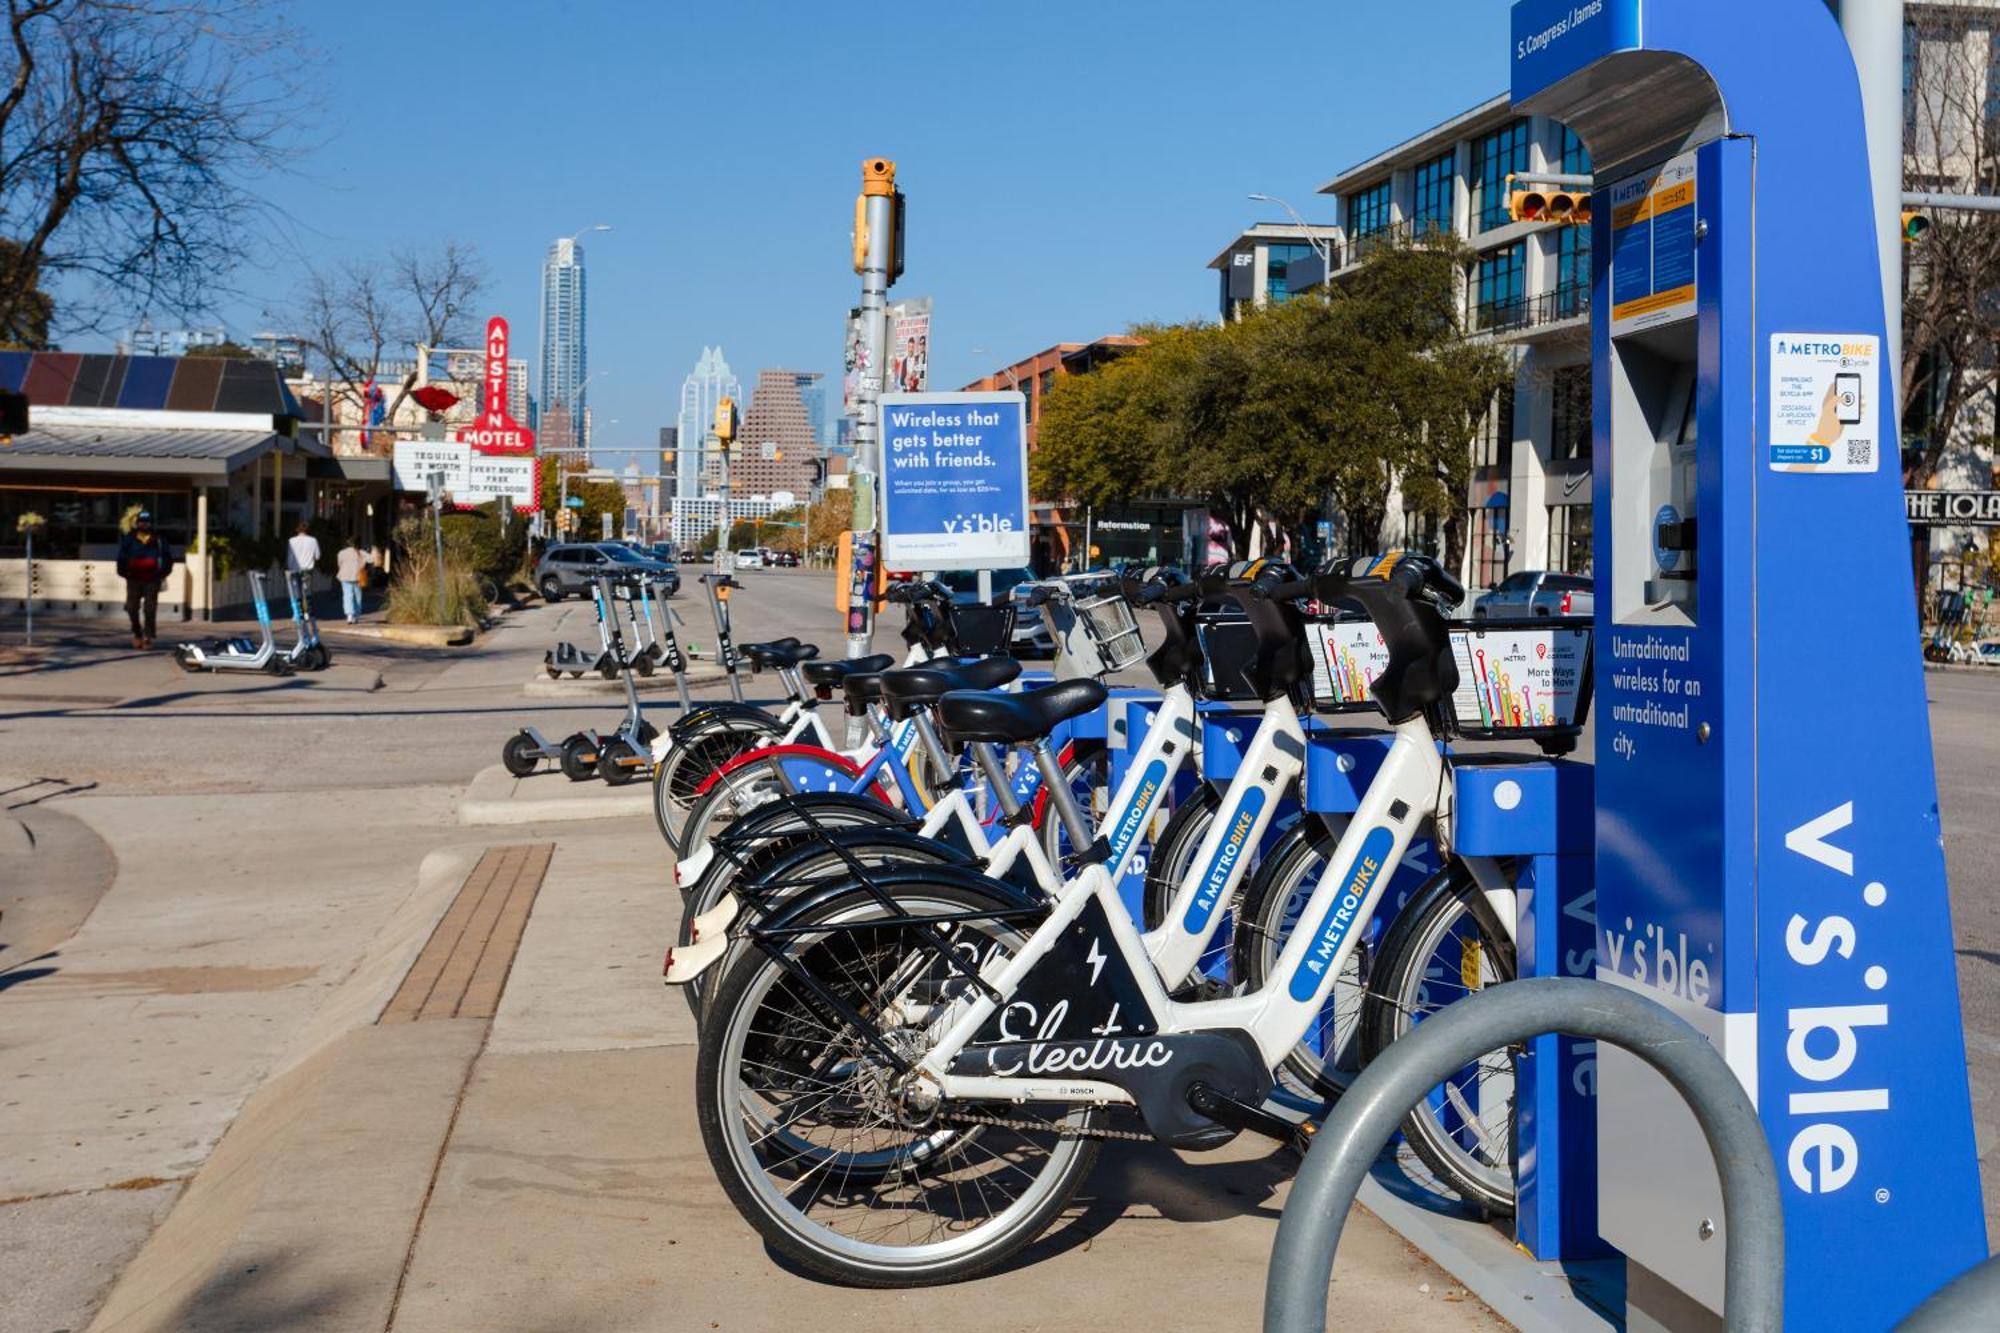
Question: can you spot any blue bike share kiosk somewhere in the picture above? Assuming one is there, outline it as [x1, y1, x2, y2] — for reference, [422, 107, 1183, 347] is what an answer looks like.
[1513, 0, 1986, 1326]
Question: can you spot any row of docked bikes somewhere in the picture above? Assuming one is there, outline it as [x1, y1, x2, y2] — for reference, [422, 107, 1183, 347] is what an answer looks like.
[537, 554, 1595, 1287]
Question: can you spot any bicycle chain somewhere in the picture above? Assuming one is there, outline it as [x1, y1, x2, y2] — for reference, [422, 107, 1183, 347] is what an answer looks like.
[940, 1107, 1155, 1143]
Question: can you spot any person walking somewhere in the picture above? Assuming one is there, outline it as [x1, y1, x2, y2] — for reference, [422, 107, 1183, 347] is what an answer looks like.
[286, 520, 321, 574]
[335, 536, 367, 624]
[116, 510, 174, 649]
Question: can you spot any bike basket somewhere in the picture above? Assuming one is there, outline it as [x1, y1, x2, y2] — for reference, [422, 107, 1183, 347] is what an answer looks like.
[943, 601, 1018, 656]
[1196, 612, 1262, 702]
[1444, 617, 1594, 751]
[1306, 616, 1390, 714]
[1075, 591, 1147, 673]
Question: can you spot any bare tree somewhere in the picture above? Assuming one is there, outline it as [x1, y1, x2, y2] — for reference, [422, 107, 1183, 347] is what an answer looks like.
[0, 0, 295, 338]
[1902, 11, 2000, 487]
[294, 240, 485, 451]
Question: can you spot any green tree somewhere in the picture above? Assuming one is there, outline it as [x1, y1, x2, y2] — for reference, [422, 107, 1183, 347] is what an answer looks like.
[1032, 238, 1506, 563]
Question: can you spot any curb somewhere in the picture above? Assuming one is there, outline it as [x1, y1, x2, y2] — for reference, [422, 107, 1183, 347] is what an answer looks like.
[1352, 1171, 1619, 1333]
[456, 763, 653, 826]
[521, 664, 731, 697]
[1922, 660, 1999, 675]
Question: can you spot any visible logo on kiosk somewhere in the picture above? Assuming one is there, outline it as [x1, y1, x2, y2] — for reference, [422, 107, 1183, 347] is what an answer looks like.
[1780, 801, 1891, 1196]
[1183, 788, 1266, 933]
[1291, 826, 1395, 1000]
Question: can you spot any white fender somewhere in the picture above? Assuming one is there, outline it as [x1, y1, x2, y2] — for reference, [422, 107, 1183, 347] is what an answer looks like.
[689, 893, 738, 943]
[663, 933, 731, 985]
[674, 844, 714, 886]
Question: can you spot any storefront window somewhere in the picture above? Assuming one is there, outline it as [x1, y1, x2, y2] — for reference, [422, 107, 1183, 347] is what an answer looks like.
[1465, 501, 1511, 589]
[1548, 502, 1593, 574]
[0, 488, 192, 558]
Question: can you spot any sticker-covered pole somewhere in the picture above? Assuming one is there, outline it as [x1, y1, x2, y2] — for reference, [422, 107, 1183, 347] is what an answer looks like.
[845, 158, 899, 658]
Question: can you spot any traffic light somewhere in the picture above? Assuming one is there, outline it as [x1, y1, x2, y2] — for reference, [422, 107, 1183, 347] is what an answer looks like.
[1509, 186, 1591, 225]
[714, 396, 736, 444]
[853, 158, 903, 285]
[1903, 210, 1931, 244]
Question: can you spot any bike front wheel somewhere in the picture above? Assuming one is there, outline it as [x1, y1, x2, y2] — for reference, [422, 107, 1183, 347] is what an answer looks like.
[1357, 860, 1519, 1216]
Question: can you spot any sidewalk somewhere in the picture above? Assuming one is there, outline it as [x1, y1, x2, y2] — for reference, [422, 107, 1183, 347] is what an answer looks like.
[80, 814, 1501, 1331]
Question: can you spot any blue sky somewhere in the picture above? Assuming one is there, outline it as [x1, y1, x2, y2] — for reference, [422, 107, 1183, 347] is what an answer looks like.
[157, 1, 1514, 467]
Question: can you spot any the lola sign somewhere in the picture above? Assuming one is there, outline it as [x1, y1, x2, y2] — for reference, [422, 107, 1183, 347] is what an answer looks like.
[454, 316, 535, 456]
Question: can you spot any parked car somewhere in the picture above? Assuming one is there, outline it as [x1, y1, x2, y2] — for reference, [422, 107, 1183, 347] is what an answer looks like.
[934, 567, 1055, 657]
[1472, 570, 1593, 618]
[771, 549, 801, 568]
[534, 542, 679, 601]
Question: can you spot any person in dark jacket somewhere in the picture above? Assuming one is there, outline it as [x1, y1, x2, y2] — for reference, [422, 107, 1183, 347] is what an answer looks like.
[116, 511, 175, 649]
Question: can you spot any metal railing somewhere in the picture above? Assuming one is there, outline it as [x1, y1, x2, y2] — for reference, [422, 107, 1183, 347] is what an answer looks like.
[1471, 282, 1591, 334]
[1263, 976, 1784, 1333]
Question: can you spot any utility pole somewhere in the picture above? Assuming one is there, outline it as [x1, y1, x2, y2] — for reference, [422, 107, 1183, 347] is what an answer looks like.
[712, 395, 736, 574]
[845, 157, 903, 658]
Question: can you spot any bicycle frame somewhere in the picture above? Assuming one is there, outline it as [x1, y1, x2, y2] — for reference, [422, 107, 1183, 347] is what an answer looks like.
[910, 711, 1451, 1108]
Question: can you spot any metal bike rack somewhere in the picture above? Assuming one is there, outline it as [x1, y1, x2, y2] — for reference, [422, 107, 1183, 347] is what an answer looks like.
[1263, 977, 1783, 1333]
[1899, 1253, 2000, 1330]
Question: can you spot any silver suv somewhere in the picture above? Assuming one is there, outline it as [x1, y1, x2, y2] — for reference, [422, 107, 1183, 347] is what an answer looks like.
[534, 543, 679, 602]
[1472, 570, 1593, 618]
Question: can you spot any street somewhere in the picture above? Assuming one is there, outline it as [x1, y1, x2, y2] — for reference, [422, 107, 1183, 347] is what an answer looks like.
[3, 569, 1998, 1331]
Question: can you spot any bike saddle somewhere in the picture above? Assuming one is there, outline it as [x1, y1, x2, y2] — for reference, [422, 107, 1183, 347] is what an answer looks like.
[876, 658, 1024, 721]
[935, 679, 1109, 747]
[802, 653, 895, 687]
[739, 639, 820, 669]
[842, 672, 887, 715]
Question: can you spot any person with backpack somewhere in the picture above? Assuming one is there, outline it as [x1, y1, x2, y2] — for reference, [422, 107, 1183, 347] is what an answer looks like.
[116, 510, 175, 649]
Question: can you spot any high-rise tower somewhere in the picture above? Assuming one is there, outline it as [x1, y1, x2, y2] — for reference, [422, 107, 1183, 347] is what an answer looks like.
[538, 238, 589, 453]
[674, 346, 741, 498]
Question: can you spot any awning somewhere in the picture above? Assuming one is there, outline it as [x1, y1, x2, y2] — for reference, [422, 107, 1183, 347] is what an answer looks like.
[0, 424, 292, 480]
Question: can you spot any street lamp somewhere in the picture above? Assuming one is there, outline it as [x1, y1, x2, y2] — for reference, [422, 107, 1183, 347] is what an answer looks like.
[1247, 192, 1336, 276]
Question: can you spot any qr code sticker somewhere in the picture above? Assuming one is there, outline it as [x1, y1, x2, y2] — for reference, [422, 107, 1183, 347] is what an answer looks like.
[1846, 440, 1873, 468]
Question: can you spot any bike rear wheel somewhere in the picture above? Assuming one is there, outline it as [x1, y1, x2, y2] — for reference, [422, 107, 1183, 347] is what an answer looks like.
[695, 882, 1101, 1286]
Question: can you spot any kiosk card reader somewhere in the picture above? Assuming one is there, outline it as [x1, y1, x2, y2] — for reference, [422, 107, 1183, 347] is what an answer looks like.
[1514, 1, 1985, 1328]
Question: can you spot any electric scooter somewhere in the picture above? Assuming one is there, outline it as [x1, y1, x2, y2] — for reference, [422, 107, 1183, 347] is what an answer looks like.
[277, 570, 331, 672]
[700, 571, 746, 702]
[175, 570, 286, 674]
[508, 576, 698, 778]
[544, 579, 618, 679]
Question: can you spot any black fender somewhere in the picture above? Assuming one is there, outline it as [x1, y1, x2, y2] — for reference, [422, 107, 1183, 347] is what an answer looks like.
[669, 703, 785, 741]
[752, 864, 1047, 941]
[735, 828, 978, 913]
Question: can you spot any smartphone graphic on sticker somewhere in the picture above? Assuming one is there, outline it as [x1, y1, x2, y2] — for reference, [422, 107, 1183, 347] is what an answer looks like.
[1835, 372, 1863, 424]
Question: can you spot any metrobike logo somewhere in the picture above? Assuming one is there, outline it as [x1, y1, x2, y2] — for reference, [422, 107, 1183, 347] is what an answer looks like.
[889, 720, 919, 761]
[1290, 827, 1395, 1001]
[1107, 761, 1167, 862]
[1183, 788, 1266, 934]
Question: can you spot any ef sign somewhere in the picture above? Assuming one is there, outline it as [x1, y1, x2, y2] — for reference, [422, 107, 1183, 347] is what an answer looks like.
[454, 317, 535, 455]
[878, 390, 1030, 571]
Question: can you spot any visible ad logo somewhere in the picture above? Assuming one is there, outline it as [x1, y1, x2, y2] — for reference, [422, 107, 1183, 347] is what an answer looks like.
[1291, 826, 1395, 1001]
[1184, 788, 1266, 934]
[1781, 801, 1891, 1196]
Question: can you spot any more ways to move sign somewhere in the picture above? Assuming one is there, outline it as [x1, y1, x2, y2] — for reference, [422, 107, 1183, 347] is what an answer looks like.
[879, 391, 1030, 570]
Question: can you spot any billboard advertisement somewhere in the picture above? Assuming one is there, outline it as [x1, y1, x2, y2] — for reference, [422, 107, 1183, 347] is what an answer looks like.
[878, 390, 1029, 570]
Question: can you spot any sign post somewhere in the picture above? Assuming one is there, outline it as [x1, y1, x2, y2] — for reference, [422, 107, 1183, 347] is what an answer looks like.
[877, 390, 1030, 573]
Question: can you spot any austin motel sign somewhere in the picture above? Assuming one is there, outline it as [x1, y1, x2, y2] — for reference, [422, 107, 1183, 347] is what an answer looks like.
[454, 316, 536, 455]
